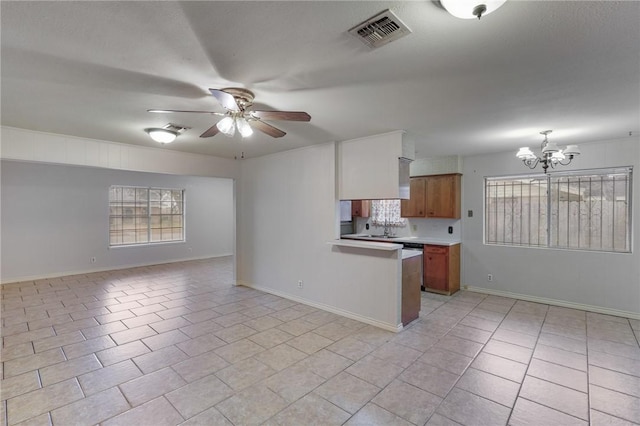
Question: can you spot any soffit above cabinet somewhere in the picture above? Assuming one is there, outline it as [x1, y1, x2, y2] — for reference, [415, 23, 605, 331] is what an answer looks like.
[338, 131, 413, 200]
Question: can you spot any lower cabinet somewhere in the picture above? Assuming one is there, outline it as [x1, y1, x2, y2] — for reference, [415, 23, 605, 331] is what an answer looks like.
[423, 244, 460, 295]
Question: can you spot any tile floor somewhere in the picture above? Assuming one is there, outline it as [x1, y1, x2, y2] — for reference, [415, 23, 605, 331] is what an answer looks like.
[1, 256, 639, 425]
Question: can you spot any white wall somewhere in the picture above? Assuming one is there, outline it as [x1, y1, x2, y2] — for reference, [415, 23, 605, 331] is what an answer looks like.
[1, 126, 239, 179]
[237, 142, 402, 330]
[1, 160, 235, 282]
[0, 127, 239, 283]
[462, 136, 640, 316]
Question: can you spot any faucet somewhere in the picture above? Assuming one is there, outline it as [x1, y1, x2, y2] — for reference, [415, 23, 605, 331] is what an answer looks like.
[383, 218, 390, 237]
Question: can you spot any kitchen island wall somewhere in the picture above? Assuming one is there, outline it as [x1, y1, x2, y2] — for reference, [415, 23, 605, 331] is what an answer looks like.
[237, 142, 403, 330]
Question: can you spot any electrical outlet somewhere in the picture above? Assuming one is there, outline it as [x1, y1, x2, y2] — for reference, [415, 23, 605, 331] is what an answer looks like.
[412, 224, 417, 232]
[90, 257, 96, 263]
[487, 274, 493, 282]
[297, 280, 303, 289]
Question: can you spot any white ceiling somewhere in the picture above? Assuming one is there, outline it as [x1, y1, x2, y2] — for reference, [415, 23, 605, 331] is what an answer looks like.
[2, 1, 639, 160]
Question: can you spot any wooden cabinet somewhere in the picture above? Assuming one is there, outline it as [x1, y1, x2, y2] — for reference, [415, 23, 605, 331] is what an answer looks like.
[423, 244, 460, 295]
[401, 254, 422, 326]
[400, 178, 426, 217]
[426, 174, 461, 219]
[351, 200, 370, 217]
[401, 174, 461, 219]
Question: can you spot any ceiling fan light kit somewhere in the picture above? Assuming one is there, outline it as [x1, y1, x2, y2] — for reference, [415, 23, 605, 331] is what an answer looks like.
[516, 130, 581, 173]
[148, 87, 311, 141]
[440, 0, 507, 19]
[216, 116, 236, 137]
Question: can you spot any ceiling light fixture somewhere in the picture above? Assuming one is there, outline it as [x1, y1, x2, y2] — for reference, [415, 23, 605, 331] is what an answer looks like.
[440, 0, 507, 19]
[145, 123, 189, 144]
[216, 116, 236, 137]
[516, 130, 581, 174]
[215, 115, 255, 138]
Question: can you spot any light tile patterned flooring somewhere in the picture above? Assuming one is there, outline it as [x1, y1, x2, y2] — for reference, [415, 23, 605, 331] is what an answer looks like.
[1, 257, 639, 426]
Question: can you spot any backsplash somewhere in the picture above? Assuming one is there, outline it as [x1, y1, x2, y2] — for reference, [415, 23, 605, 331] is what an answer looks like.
[353, 217, 461, 241]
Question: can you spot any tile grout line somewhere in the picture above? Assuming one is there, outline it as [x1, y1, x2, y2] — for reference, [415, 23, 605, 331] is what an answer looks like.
[419, 292, 495, 425]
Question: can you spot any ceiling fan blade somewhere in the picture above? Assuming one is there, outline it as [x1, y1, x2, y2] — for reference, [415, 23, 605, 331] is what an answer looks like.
[251, 111, 311, 122]
[148, 109, 224, 116]
[200, 124, 221, 138]
[251, 120, 286, 138]
[209, 89, 240, 112]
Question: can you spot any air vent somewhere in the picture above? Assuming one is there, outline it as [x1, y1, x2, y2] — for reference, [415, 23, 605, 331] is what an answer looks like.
[348, 9, 412, 48]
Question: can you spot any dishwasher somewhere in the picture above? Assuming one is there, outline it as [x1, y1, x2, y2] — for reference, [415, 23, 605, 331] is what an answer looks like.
[402, 242, 425, 291]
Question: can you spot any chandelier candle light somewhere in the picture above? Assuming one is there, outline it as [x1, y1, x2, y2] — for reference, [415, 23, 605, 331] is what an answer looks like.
[516, 130, 580, 174]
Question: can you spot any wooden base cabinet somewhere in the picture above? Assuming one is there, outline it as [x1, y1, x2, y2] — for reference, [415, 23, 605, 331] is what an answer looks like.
[423, 244, 460, 295]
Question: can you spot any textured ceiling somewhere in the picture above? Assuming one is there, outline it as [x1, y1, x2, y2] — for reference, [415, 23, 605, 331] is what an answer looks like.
[1, 1, 639, 159]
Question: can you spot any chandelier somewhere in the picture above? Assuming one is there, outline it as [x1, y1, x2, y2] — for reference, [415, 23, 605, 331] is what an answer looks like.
[516, 130, 580, 174]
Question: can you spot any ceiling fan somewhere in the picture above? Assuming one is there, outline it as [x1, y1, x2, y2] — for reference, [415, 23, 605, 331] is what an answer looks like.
[148, 88, 311, 139]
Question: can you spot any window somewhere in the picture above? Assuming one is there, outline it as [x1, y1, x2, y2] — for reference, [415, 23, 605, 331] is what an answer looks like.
[109, 186, 184, 246]
[370, 199, 406, 227]
[485, 167, 632, 253]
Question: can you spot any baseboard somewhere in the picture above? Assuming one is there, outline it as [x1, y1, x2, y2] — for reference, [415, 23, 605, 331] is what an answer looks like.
[465, 285, 640, 320]
[1, 253, 234, 285]
[238, 281, 403, 332]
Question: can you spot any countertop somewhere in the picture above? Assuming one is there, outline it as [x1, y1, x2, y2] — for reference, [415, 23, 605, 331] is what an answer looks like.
[342, 234, 461, 247]
[402, 249, 423, 260]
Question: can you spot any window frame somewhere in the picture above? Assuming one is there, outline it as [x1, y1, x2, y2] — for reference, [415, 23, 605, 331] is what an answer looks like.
[484, 167, 633, 254]
[108, 185, 186, 248]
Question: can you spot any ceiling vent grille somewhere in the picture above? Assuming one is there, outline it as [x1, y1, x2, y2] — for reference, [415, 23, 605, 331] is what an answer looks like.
[348, 9, 412, 48]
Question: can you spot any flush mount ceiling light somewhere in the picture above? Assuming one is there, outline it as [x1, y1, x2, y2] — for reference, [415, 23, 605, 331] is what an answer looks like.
[145, 123, 189, 144]
[440, 0, 507, 19]
[516, 130, 581, 174]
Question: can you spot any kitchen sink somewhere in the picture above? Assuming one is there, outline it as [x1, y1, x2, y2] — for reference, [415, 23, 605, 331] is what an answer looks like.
[357, 234, 397, 239]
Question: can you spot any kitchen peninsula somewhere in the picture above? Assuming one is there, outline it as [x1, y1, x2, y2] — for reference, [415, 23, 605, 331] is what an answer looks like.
[342, 234, 461, 296]
[328, 237, 423, 329]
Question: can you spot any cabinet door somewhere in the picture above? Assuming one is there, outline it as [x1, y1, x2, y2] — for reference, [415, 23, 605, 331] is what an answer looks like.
[401, 178, 426, 217]
[351, 200, 370, 217]
[426, 174, 461, 218]
[424, 246, 448, 292]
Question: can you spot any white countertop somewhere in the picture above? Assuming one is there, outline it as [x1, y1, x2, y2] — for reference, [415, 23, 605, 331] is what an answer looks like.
[342, 234, 461, 247]
[402, 249, 423, 260]
[328, 239, 402, 251]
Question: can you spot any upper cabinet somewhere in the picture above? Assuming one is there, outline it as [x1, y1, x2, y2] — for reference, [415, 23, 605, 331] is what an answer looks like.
[338, 131, 414, 200]
[351, 200, 370, 217]
[400, 178, 427, 217]
[401, 173, 461, 219]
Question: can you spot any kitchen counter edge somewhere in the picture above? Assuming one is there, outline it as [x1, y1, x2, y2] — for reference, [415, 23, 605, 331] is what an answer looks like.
[342, 234, 461, 247]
